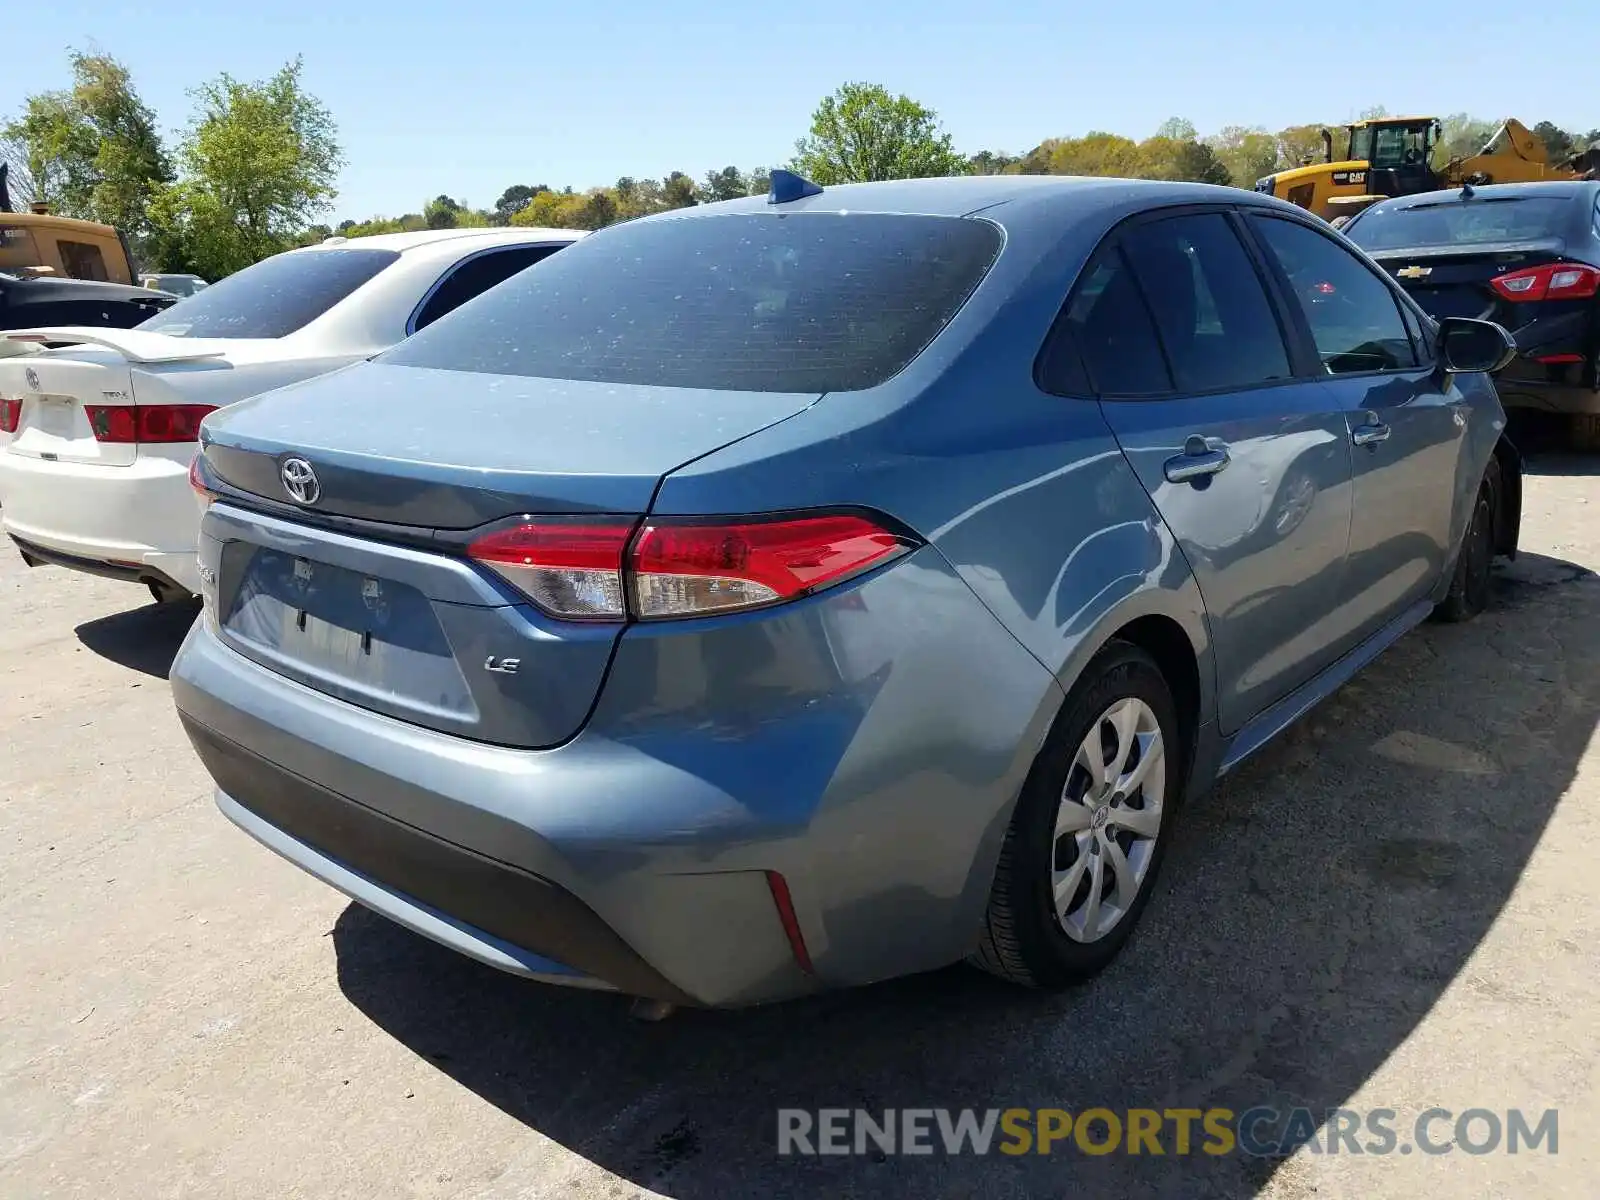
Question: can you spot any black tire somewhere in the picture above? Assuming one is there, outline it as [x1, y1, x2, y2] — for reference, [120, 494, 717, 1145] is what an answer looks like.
[1434, 457, 1500, 624]
[971, 640, 1183, 989]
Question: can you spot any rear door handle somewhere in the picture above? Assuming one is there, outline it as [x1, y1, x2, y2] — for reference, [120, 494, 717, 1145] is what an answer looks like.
[1164, 435, 1231, 484]
[1351, 421, 1391, 447]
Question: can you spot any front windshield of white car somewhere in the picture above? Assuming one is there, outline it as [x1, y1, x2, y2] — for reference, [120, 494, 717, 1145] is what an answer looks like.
[137, 247, 398, 338]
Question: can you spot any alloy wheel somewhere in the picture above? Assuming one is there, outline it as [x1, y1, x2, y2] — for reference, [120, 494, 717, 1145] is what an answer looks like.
[1051, 696, 1166, 943]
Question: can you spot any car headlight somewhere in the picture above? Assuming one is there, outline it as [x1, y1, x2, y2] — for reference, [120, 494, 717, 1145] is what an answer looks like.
[1255, 175, 1276, 194]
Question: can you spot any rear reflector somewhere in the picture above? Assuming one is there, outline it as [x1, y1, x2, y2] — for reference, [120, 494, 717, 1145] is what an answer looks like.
[1490, 262, 1600, 303]
[1535, 353, 1585, 365]
[468, 512, 913, 622]
[83, 404, 216, 444]
[0, 397, 19, 434]
[765, 870, 814, 974]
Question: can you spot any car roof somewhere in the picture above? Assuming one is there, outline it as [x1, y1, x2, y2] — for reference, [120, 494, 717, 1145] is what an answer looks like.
[1379, 180, 1600, 210]
[3, 273, 172, 304]
[296, 227, 584, 254]
[648, 174, 1292, 225]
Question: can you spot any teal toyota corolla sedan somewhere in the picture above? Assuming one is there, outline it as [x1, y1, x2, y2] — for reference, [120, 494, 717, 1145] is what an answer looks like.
[172, 173, 1521, 1008]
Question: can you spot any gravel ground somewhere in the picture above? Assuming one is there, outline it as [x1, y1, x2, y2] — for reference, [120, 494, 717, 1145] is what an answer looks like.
[2, 451, 1597, 1199]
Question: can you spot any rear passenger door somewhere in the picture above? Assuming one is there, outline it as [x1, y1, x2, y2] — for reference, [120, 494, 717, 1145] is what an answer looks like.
[1057, 209, 1356, 734]
[1247, 214, 1468, 636]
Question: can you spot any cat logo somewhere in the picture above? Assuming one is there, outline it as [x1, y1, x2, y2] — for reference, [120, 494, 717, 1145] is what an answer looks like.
[1396, 265, 1432, 279]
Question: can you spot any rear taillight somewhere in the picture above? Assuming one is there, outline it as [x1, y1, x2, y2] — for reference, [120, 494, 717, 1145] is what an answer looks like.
[630, 515, 908, 619]
[469, 522, 632, 620]
[0, 397, 20, 434]
[1490, 262, 1600, 303]
[83, 404, 216, 444]
[468, 513, 913, 622]
[188, 454, 214, 505]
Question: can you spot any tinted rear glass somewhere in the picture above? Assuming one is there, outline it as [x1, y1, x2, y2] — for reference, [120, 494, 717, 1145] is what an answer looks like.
[138, 248, 398, 338]
[1346, 198, 1574, 252]
[382, 213, 1003, 392]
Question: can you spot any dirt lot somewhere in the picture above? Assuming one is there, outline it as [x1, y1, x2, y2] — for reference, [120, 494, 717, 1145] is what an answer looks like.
[3, 452, 1598, 1200]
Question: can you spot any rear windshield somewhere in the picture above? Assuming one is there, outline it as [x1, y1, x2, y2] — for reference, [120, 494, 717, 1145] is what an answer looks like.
[138, 248, 398, 338]
[381, 212, 1003, 392]
[1347, 197, 1574, 252]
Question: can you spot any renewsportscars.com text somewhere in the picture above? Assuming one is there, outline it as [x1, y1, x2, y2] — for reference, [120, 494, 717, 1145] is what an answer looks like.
[777, 1106, 1558, 1158]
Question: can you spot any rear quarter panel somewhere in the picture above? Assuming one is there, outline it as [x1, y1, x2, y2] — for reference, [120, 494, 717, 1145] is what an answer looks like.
[643, 195, 1219, 977]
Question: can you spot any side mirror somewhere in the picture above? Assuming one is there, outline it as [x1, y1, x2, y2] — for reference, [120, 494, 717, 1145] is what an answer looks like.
[1438, 316, 1516, 374]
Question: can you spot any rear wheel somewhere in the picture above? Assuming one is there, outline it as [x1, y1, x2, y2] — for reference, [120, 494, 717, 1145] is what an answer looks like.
[971, 641, 1182, 988]
[1434, 458, 1500, 623]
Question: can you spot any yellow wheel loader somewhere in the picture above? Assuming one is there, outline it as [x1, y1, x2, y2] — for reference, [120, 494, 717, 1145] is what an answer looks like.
[1257, 117, 1600, 222]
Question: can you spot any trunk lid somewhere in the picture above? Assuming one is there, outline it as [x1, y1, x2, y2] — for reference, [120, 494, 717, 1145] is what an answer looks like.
[1, 328, 232, 467]
[1366, 239, 1567, 332]
[201, 362, 821, 525]
[0, 347, 141, 467]
[199, 361, 821, 747]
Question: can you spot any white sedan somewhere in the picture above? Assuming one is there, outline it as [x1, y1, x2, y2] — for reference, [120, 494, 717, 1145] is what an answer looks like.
[0, 226, 580, 601]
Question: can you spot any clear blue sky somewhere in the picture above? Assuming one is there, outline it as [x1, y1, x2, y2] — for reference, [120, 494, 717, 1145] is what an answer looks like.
[9, 0, 1593, 221]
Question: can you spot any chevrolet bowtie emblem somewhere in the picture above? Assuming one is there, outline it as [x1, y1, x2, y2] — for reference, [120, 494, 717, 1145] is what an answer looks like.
[1396, 265, 1432, 279]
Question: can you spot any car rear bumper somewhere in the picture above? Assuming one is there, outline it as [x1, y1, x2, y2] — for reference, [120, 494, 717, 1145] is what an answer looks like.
[0, 448, 202, 593]
[170, 546, 1058, 1006]
[197, 727, 690, 1001]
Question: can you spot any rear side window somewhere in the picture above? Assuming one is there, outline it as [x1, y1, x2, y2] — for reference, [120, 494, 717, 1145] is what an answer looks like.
[411, 244, 564, 333]
[1042, 249, 1172, 396]
[383, 213, 1002, 392]
[1252, 217, 1418, 375]
[139, 248, 399, 339]
[1120, 213, 1292, 392]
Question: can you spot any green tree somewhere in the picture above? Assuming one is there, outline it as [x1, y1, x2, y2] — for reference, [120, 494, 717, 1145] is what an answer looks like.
[1153, 117, 1198, 142]
[152, 57, 342, 278]
[792, 82, 966, 184]
[1208, 126, 1279, 186]
[3, 52, 172, 254]
[1277, 123, 1335, 167]
[701, 165, 745, 202]
[492, 184, 544, 225]
[742, 166, 770, 196]
[1138, 136, 1232, 185]
[1028, 132, 1145, 178]
[662, 170, 698, 208]
[67, 52, 172, 247]
[424, 193, 462, 229]
[3, 91, 97, 215]
[966, 150, 1019, 175]
[1435, 113, 1496, 165]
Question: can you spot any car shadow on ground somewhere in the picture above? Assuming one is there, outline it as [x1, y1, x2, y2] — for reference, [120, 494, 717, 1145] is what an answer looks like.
[74, 598, 198, 678]
[332, 551, 1600, 1198]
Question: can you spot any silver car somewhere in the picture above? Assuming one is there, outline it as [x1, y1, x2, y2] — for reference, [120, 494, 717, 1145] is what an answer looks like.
[171, 174, 1521, 1008]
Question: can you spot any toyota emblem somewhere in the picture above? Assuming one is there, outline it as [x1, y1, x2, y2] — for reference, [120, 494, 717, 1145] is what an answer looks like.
[24, 367, 41, 392]
[279, 457, 320, 505]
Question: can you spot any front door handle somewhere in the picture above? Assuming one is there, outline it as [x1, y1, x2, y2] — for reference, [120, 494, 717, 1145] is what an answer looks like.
[1351, 421, 1391, 447]
[1163, 435, 1231, 484]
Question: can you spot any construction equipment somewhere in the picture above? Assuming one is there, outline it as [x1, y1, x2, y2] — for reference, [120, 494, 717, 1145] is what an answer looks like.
[1255, 117, 1600, 222]
[0, 164, 138, 285]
